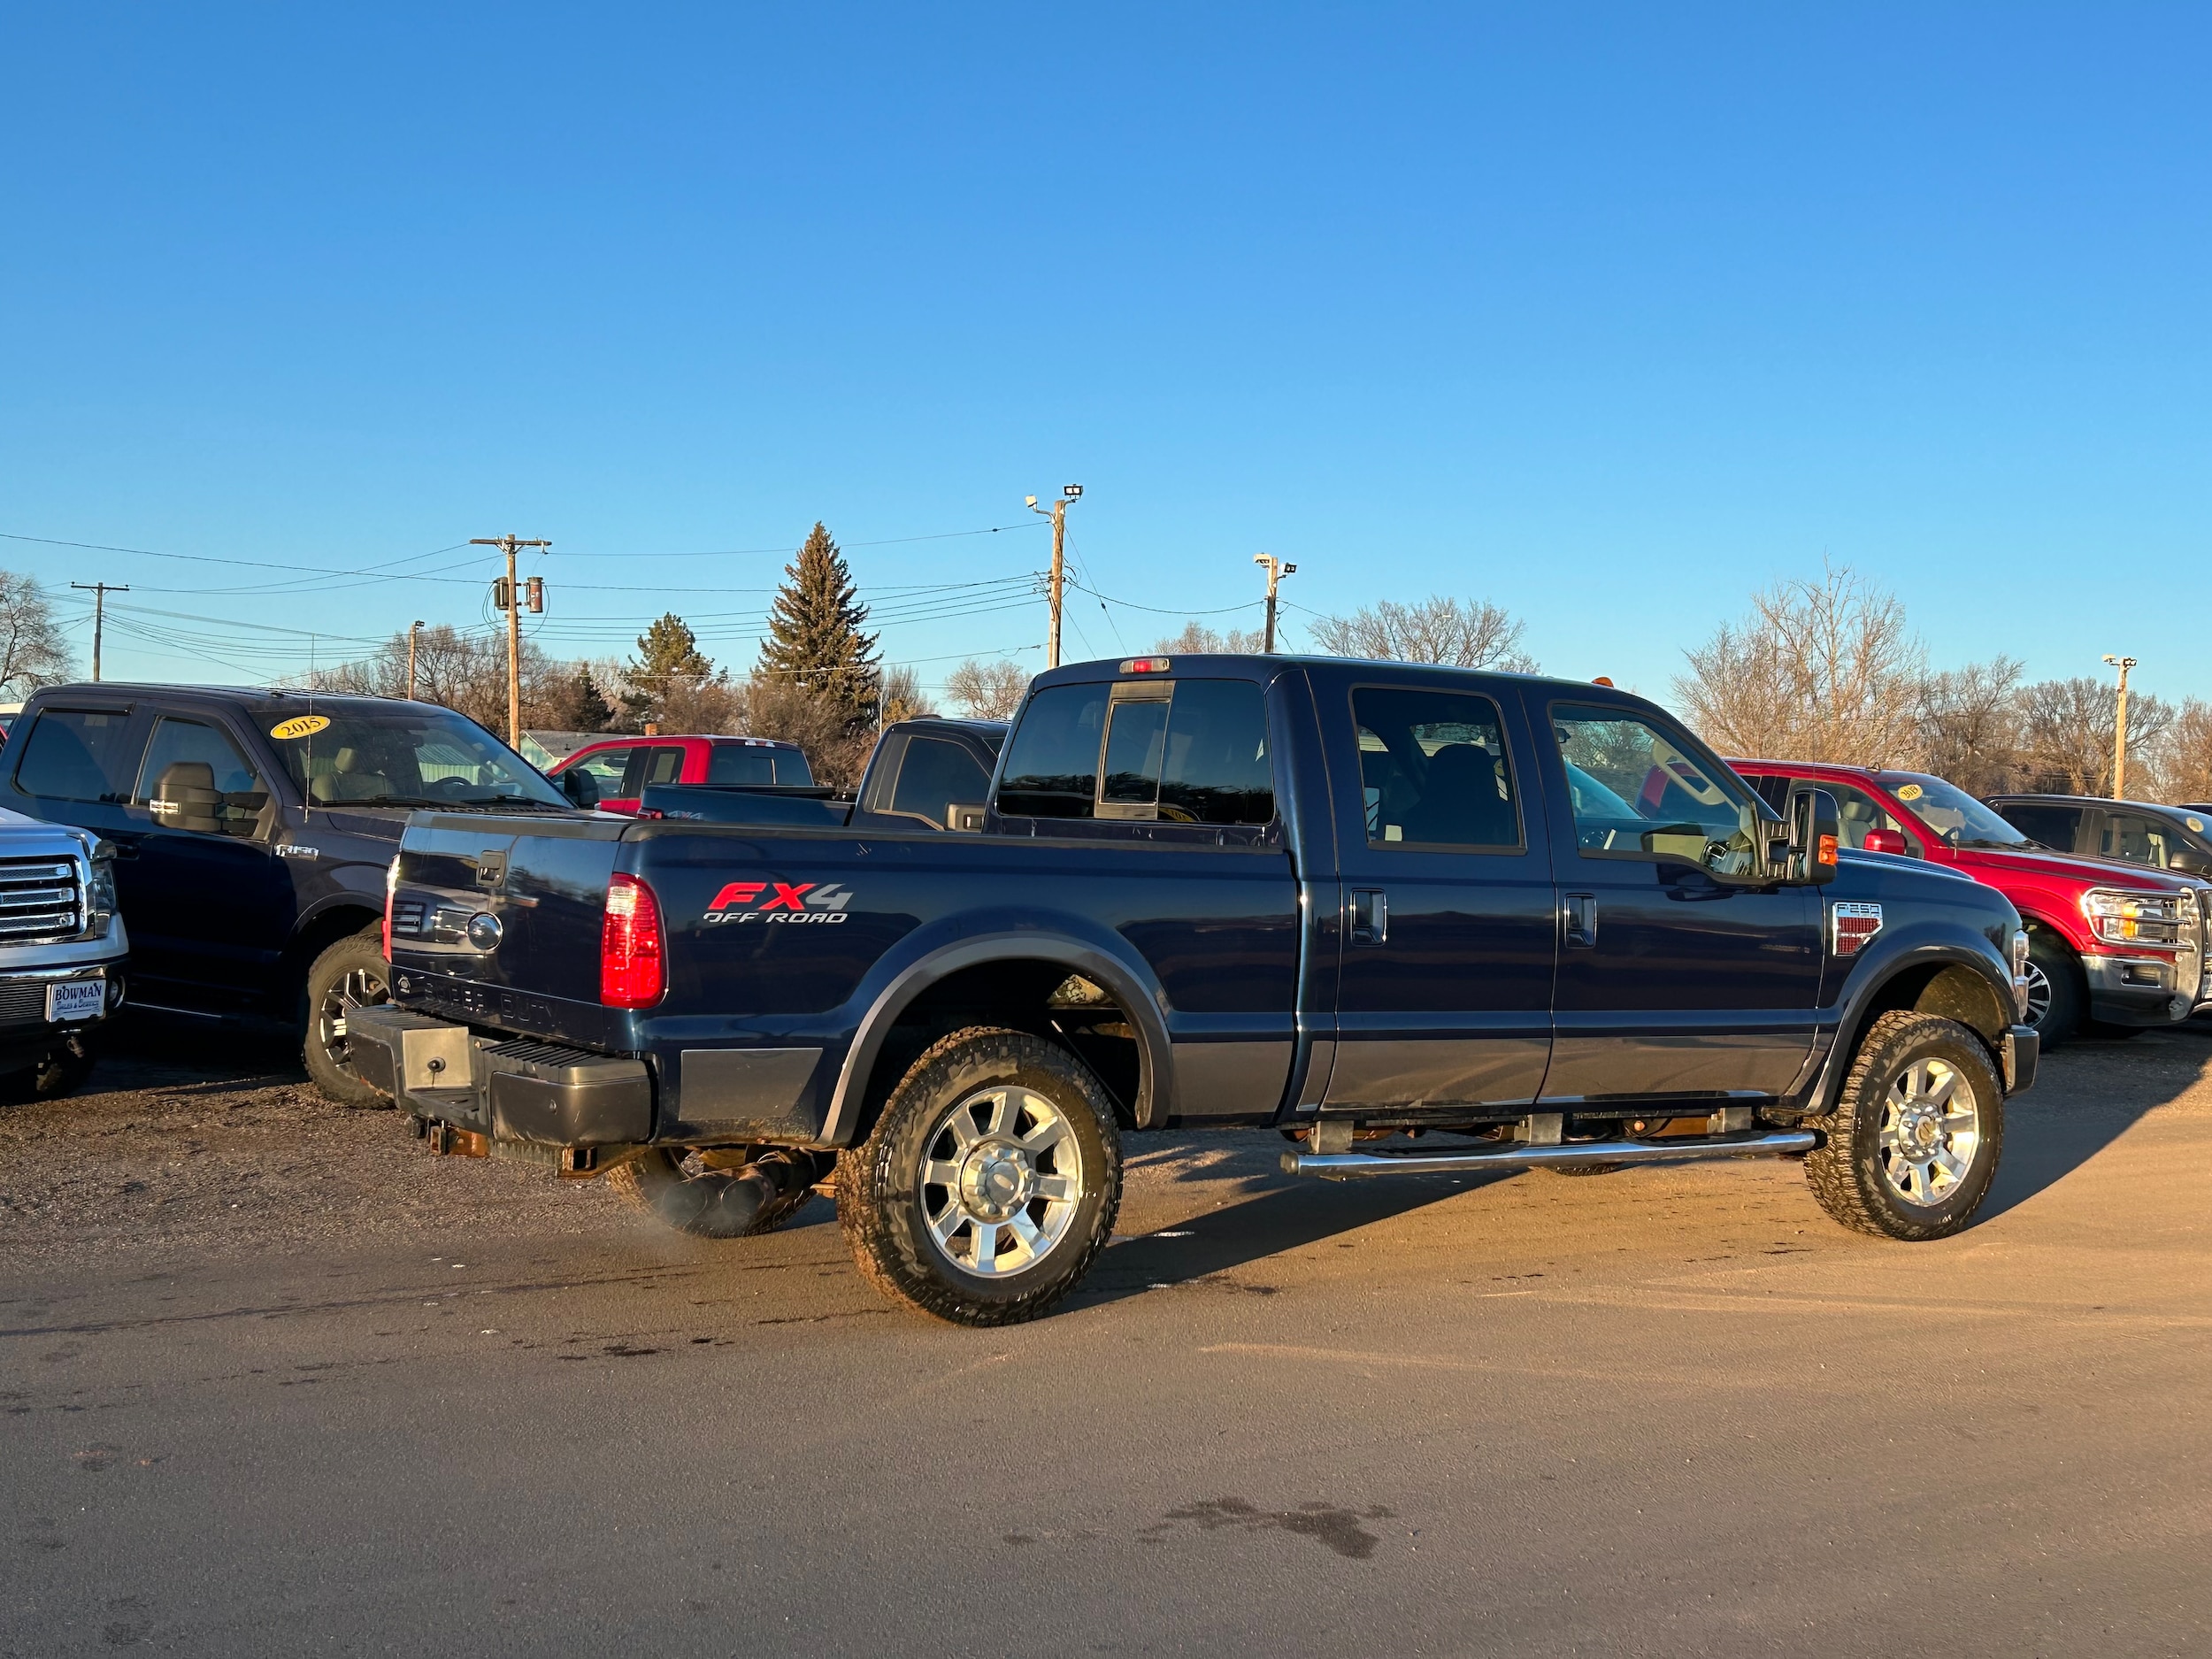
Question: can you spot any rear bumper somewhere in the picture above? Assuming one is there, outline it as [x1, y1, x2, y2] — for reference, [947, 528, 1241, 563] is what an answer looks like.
[348, 1003, 652, 1146]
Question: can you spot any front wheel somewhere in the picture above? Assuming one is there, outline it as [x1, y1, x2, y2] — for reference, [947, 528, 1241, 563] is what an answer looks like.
[838, 1027, 1122, 1326]
[1803, 1011, 2003, 1240]
[2022, 930, 2083, 1048]
[303, 928, 393, 1109]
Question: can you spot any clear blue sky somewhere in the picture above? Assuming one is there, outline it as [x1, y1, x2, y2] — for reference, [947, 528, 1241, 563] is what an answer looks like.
[3, 4, 2205, 707]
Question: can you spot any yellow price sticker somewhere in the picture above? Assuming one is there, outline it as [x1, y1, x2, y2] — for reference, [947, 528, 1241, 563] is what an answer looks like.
[269, 714, 332, 741]
[1895, 783, 1923, 801]
[2189, 818, 2205, 834]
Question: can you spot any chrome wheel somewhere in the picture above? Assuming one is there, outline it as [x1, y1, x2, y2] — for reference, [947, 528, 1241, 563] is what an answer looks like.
[918, 1085, 1085, 1278]
[319, 964, 388, 1071]
[1877, 1056, 1982, 1208]
[2021, 959, 2053, 1028]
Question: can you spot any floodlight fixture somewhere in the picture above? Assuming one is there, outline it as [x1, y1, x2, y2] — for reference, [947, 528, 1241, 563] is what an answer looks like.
[1063, 484, 1083, 499]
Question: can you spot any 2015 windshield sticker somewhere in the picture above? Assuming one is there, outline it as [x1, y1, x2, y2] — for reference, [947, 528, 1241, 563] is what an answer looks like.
[1894, 783, 1923, 801]
[270, 714, 332, 740]
[703, 880, 855, 925]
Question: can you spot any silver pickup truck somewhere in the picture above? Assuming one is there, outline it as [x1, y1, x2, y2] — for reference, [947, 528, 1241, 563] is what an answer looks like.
[0, 804, 127, 1098]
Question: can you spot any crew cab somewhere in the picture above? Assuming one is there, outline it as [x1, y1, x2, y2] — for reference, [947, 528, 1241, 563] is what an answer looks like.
[636, 718, 1004, 832]
[357, 657, 2036, 1326]
[549, 733, 813, 815]
[4, 684, 569, 1104]
[1732, 761, 2210, 1047]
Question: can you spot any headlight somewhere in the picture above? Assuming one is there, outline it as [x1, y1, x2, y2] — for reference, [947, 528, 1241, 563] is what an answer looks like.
[2080, 887, 2186, 947]
[81, 838, 119, 933]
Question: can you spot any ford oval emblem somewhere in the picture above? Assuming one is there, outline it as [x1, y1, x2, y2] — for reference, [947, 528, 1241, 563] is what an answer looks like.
[465, 912, 503, 951]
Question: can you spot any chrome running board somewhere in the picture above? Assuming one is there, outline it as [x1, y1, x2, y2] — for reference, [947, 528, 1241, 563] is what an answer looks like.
[1282, 1128, 1816, 1180]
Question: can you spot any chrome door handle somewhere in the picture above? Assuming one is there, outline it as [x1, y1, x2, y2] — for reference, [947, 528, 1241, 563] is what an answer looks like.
[1563, 893, 1598, 948]
[1350, 888, 1388, 947]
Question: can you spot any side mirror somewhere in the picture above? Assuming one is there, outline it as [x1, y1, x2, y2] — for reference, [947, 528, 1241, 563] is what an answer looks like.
[2172, 848, 2212, 876]
[1863, 827, 1909, 856]
[1785, 787, 1841, 885]
[558, 767, 600, 809]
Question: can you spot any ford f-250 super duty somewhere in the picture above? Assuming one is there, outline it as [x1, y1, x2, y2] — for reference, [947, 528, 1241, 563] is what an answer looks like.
[355, 656, 2037, 1325]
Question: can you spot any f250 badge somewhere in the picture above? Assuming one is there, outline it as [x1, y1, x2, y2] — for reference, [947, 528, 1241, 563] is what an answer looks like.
[703, 881, 855, 926]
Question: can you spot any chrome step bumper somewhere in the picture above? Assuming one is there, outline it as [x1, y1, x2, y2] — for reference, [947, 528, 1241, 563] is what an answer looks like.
[1282, 1129, 1817, 1180]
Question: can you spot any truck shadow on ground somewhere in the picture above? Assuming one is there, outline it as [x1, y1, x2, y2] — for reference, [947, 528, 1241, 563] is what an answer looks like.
[1068, 1029, 2212, 1310]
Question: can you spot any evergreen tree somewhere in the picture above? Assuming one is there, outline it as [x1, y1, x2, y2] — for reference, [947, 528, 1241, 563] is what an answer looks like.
[563, 664, 615, 731]
[757, 523, 879, 720]
[621, 613, 716, 727]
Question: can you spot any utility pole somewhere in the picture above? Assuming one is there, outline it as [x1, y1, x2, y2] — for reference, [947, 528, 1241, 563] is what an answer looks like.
[1026, 485, 1084, 668]
[406, 620, 425, 701]
[1253, 554, 1297, 653]
[2104, 654, 2138, 799]
[471, 535, 551, 746]
[70, 582, 130, 682]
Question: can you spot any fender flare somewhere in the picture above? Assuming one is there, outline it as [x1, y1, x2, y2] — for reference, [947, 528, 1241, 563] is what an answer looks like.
[1799, 936, 2016, 1113]
[820, 932, 1174, 1145]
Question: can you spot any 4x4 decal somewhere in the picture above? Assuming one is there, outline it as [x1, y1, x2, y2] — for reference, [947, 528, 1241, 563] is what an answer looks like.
[703, 880, 855, 926]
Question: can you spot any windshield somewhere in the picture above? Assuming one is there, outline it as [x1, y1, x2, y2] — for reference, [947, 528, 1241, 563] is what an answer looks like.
[262, 703, 568, 810]
[1878, 772, 2034, 849]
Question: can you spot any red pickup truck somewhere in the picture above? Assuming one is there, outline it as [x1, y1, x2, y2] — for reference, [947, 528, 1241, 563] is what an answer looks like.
[548, 734, 813, 816]
[1732, 761, 2210, 1046]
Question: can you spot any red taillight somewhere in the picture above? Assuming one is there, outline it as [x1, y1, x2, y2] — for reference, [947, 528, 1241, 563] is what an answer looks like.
[601, 872, 665, 1008]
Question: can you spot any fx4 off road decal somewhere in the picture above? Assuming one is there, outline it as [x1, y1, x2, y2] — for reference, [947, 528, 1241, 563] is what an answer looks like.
[703, 880, 856, 926]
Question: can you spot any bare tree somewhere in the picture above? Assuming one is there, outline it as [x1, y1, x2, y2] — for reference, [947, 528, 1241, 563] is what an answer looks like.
[1916, 657, 2025, 796]
[741, 672, 874, 789]
[1674, 564, 1924, 764]
[944, 658, 1031, 720]
[2016, 677, 2172, 797]
[309, 625, 572, 733]
[1307, 595, 1537, 672]
[0, 572, 75, 695]
[1154, 619, 1266, 655]
[881, 664, 936, 724]
[2150, 699, 2212, 805]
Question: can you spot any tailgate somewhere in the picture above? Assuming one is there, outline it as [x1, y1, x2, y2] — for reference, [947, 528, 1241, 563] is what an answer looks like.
[391, 811, 629, 1039]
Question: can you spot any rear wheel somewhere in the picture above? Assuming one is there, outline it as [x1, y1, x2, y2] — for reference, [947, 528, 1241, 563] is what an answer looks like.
[2021, 929, 2083, 1048]
[1803, 1011, 2003, 1240]
[302, 929, 392, 1109]
[838, 1027, 1121, 1325]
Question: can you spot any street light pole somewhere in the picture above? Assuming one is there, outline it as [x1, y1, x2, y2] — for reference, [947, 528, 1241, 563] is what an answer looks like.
[2103, 654, 2138, 799]
[1253, 554, 1297, 653]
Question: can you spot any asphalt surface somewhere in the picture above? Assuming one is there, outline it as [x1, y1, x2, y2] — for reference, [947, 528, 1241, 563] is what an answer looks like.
[4, 1018, 2210, 1656]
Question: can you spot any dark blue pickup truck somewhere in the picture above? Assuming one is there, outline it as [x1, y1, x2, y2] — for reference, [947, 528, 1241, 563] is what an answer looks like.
[357, 656, 2037, 1325]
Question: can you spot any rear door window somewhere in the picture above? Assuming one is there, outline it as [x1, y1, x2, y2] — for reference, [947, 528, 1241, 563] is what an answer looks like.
[638, 746, 686, 788]
[1351, 687, 1520, 849]
[12, 708, 145, 803]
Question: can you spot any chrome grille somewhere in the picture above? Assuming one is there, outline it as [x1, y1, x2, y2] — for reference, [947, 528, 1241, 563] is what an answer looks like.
[391, 898, 428, 936]
[0, 856, 81, 944]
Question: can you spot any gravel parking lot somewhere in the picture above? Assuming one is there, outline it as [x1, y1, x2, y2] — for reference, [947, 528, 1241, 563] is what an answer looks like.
[5, 1015, 2211, 1656]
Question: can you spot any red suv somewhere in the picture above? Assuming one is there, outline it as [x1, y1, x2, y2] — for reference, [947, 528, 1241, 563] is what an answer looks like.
[1732, 761, 2209, 1046]
[549, 734, 813, 815]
